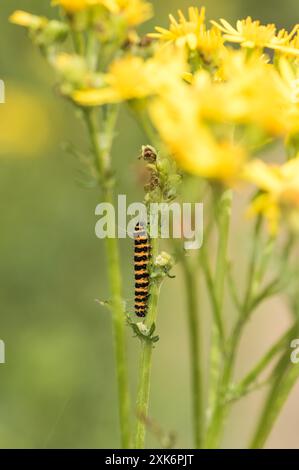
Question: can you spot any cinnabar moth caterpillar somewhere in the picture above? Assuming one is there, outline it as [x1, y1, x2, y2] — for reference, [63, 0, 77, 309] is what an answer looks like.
[134, 222, 151, 317]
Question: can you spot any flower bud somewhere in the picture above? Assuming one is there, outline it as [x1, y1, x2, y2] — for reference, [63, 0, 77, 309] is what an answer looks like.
[155, 251, 174, 268]
[10, 10, 48, 30]
[157, 158, 171, 175]
[54, 53, 87, 85]
[42, 20, 69, 45]
[140, 145, 157, 163]
[136, 322, 149, 335]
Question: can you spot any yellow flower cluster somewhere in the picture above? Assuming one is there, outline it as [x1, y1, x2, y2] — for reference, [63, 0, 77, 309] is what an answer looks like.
[149, 7, 224, 61]
[9, 3, 299, 234]
[211, 17, 299, 55]
[149, 7, 207, 50]
[60, 7, 299, 200]
[73, 47, 186, 105]
[150, 9, 299, 57]
[192, 51, 298, 137]
[149, 83, 246, 181]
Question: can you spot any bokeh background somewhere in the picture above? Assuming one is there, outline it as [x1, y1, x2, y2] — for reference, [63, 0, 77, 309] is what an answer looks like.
[0, 0, 298, 449]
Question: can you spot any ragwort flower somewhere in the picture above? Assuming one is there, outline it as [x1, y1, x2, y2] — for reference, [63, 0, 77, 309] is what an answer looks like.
[52, 0, 152, 25]
[244, 156, 299, 234]
[9, 10, 48, 29]
[149, 7, 206, 50]
[211, 16, 299, 55]
[149, 82, 246, 182]
[149, 7, 224, 61]
[72, 46, 187, 106]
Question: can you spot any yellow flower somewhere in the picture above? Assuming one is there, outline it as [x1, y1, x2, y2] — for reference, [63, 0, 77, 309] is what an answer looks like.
[244, 157, 299, 233]
[9, 10, 48, 29]
[195, 27, 224, 59]
[54, 53, 89, 84]
[52, 0, 152, 25]
[149, 7, 225, 65]
[149, 7, 206, 50]
[52, 0, 118, 13]
[212, 16, 299, 55]
[271, 28, 299, 57]
[149, 83, 246, 182]
[72, 46, 187, 106]
[191, 50, 289, 137]
[287, 31, 299, 55]
[0, 85, 50, 158]
[73, 56, 148, 104]
[247, 193, 281, 234]
[99, 0, 119, 13]
[275, 58, 299, 134]
[52, 0, 91, 13]
[116, 0, 153, 26]
[278, 58, 299, 103]
[211, 17, 276, 48]
[182, 72, 194, 84]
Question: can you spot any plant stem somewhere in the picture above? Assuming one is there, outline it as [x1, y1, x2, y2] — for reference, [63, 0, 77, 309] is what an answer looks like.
[250, 296, 299, 449]
[69, 22, 84, 55]
[250, 349, 299, 448]
[243, 217, 262, 314]
[205, 323, 238, 448]
[205, 189, 232, 448]
[181, 255, 204, 448]
[135, 237, 160, 449]
[237, 324, 297, 392]
[105, 230, 131, 448]
[84, 108, 131, 449]
[201, 248, 225, 348]
[214, 189, 232, 311]
[205, 214, 274, 448]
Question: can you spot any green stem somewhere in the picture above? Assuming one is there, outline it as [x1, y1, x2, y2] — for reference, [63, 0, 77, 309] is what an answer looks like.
[205, 189, 232, 448]
[205, 215, 275, 448]
[105, 231, 131, 449]
[86, 11, 98, 71]
[205, 324, 239, 448]
[201, 248, 225, 348]
[69, 22, 84, 55]
[214, 189, 232, 311]
[250, 303, 299, 449]
[243, 217, 262, 313]
[135, 237, 160, 449]
[181, 256, 204, 448]
[84, 108, 131, 449]
[250, 350, 299, 448]
[129, 103, 162, 152]
[238, 324, 297, 392]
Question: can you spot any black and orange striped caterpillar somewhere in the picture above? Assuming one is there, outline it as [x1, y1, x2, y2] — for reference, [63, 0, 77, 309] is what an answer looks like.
[134, 222, 151, 317]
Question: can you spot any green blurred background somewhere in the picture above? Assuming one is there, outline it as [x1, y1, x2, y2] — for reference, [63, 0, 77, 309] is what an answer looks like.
[0, 0, 298, 449]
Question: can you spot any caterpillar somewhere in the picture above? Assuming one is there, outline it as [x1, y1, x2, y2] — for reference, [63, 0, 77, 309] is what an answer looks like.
[134, 222, 151, 317]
